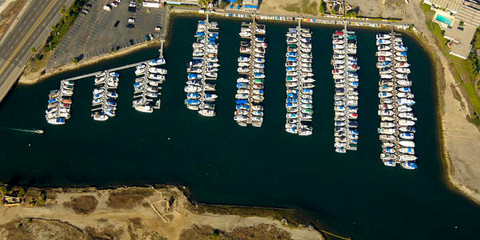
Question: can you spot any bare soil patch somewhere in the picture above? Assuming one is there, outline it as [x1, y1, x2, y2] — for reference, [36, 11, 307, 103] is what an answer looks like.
[64, 195, 98, 214]
[180, 224, 293, 240]
[1, 218, 86, 240]
[107, 187, 154, 209]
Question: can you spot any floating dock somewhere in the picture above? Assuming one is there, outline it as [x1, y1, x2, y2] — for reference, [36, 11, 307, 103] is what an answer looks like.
[133, 44, 167, 114]
[91, 70, 119, 121]
[45, 80, 74, 125]
[376, 27, 417, 170]
[234, 18, 266, 127]
[284, 19, 314, 136]
[331, 21, 360, 153]
[185, 14, 220, 117]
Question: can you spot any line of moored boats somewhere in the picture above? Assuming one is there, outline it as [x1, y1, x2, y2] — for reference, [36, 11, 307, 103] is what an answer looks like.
[133, 55, 167, 113]
[376, 32, 417, 170]
[234, 21, 266, 127]
[331, 30, 360, 153]
[284, 27, 314, 136]
[184, 20, 219, 117]
[91, 71, 119, 121]
[43, 21, 419, 169]
[45, 80, 74, 125]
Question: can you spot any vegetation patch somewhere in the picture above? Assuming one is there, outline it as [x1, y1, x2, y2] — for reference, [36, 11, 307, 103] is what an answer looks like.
[107, 188, 154, 209]
[64, 195, 98, 214]
[180, 224, 293, 240]
[421, 4, 480, 125]
[1, 218, 85, 240]
[284, 0, 320, 15]
[45, 0, 89, 52]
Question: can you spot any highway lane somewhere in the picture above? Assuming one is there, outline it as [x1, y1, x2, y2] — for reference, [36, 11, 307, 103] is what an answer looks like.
[0, 0, 72, 103]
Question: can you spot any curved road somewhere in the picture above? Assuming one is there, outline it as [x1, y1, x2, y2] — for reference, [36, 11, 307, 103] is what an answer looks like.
[0, 0, 72, 103]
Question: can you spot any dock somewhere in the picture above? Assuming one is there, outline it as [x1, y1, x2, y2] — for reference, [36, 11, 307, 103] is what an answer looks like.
[234, 16, 266, 127]
[284, 19, 314, 136]
[185, 13, 219, 117]
[332, 18, 360, 152]
[62, 61, 148, 82]
[132, 44, 167, 114]
[376, 25, 417, 169]
[45, 79, 74, 125]
[90, 69, 119, 121]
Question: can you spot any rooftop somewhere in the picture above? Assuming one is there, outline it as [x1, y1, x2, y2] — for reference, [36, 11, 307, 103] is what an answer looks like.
[444, 21, 476, 58]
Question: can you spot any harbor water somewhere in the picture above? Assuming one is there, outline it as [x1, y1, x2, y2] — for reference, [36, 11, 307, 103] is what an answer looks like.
[0, 15, 479, 239]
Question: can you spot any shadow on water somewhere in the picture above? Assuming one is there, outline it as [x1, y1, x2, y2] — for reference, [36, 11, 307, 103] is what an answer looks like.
[0, 15, 479, 240]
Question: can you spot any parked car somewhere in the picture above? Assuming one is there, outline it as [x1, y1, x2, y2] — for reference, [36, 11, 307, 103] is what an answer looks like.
[114, 20, 120, 27]
[128, 17, 135, 23]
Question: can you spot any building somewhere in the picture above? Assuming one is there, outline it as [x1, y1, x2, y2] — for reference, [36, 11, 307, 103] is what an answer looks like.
[424, 0, 480, 59]
[242, 0, 259, 11]
[163, 0, 199, 6]
[143, 0, 162, 8]
[221, 0, 259, 11]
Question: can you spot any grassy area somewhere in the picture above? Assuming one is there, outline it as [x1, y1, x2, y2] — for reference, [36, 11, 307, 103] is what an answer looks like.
[421, 4, 480, 125]
[284, 0, 319, 15]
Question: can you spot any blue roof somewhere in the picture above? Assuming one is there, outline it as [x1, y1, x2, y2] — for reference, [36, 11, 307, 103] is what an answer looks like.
[244, 4, 258, 8]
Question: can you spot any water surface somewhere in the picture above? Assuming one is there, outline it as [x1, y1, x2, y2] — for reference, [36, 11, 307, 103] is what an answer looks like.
[0, 16, 479, 240]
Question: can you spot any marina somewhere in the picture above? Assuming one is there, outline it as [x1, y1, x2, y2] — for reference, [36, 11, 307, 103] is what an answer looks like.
[184, 15, 220, 117]
[234, 19, 266, 127]
[91, 70, 120, 121]
[284, 20, 314, 136]
[1, 16, 478, 240]
[45, 80, 74, 125]
[331, 24, 360, 153]
[376, 29, 417, 169]
[133, 47, 167, 113]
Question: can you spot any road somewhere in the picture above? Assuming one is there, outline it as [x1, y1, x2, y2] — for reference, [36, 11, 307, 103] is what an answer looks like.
[0, 0, 71, 103]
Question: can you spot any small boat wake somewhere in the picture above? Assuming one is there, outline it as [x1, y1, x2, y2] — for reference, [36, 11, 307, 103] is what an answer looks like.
[0, 127, 44, 134]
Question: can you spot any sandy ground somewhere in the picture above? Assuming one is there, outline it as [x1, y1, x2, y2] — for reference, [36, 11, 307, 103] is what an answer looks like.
[403, 0, 480, 202]
[0, 186, 324, 240]
[258, 0, 407, 19]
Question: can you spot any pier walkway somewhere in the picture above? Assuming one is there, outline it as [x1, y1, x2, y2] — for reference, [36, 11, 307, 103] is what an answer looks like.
[63, 61, 148, 82]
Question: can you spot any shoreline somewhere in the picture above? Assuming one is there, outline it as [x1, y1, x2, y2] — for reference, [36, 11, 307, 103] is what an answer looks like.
[15, 9, 480, 206]
[0, 184, 327, 240]
[406, 15, 480, 204]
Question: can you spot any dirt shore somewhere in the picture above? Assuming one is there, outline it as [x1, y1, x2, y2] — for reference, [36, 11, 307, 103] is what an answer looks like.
[0, 186, 324, 240]
[403, 0, 480, 203]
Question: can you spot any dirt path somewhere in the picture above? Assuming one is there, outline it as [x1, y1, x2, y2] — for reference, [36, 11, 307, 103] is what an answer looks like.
[404, 0, 480, 202]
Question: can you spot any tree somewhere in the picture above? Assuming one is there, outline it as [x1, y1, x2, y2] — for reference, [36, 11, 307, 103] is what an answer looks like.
[319, 0, 325, 14]
[72, 58, 79, 64]
[17, 188, 25, 198]
[331, 9, 336, 15]
[345, 10, 356, 18]
[0, 186, 6, 196]
[198, 0, 213, 8]
[30, 47, 36, 53]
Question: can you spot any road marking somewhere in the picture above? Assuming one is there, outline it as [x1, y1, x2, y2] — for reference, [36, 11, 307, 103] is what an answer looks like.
[0, 0, 60, 76]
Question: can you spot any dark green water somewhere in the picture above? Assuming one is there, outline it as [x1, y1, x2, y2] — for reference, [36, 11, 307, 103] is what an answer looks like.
[0, 16, 479, 239]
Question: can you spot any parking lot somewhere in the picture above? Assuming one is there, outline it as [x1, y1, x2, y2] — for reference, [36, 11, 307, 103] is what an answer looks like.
[47, 0, 168, 70]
